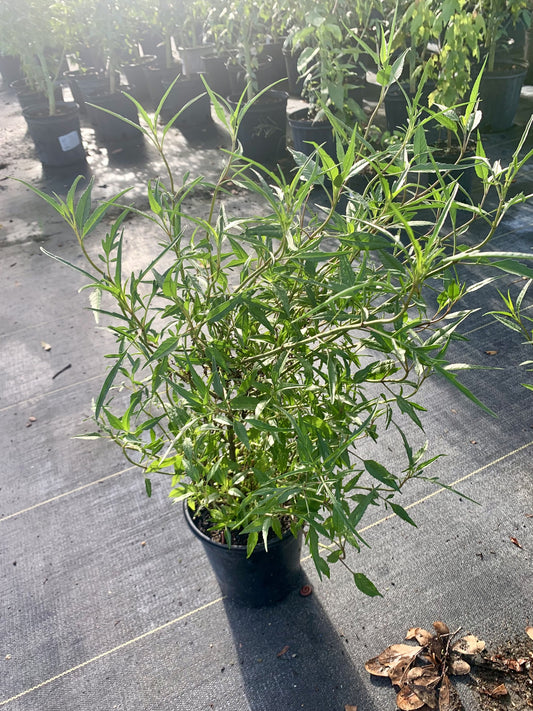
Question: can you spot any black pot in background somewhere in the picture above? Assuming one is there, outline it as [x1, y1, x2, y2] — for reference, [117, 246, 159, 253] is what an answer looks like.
[0, 54, 22, 85]
[228, 89, 288, 163]
[179, 44, 215, 75]
[283, 46, 304, 97]
[184, 502, 303, 607]
[478, 64, 527, 132]
[160, 73, 212, 127]
[227, 58, 278, 97]
[384, 82, 441, 141]
[122, 55, 157, 101]
[85, 90, 141, 142]
[201, 54, 231, 98]
[143, 62, 183, 107]
[10, 79, 63, 111]
[65, 70, 120, 113]
[288, 107, 335, 159]
[22, 101, 86, 167]
[259, 41, 287, 83]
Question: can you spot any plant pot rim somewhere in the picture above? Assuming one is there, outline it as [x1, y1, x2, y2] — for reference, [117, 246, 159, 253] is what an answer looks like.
[123, 55, 157, 68]
[183, 500, 297, 554]
[227, 89, 288, 106]
[23, 101, 79, 120]
[477, 63, 528, 79]
[287, 107, 329, 126]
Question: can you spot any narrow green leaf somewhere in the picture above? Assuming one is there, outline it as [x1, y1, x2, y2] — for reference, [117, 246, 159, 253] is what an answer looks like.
[246, 531, 259, 558]
[389, 502, 417, 527]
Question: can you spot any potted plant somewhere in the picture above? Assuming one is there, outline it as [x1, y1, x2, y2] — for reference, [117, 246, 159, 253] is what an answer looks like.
[22, 88, 533, 605]
[0, 0, 86, 167]
[288, 5, 368, 159]
[474, 0, 531, 130]
[76, 0, 142, 142]
[175, 0, 215, 75]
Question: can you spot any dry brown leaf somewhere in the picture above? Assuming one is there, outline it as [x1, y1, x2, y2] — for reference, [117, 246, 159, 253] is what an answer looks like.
[438, 675, 464, 711]
[406, 627, 434, 646]
[396, 685, 427, 710]
[433, 621, 450, 637]
[452, 635, 485, 655]
[276, 645, 289, 658]
[406, 667, 440, 688]
[510, 536, 523, 549]
[408, 683, 438, 709]
[388, 656, 416, 687]
[526, 626, 533, 640]
[485, 350, 498, 355]
[364, 656, 390, 677]
[488, 683, 508, 697]
[344, 706, 358, 711]
[449, 659, 471, 676]
[378, 644, 422, 667]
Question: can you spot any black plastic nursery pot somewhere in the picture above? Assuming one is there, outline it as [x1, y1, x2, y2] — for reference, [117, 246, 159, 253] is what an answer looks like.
[85, 90, 141, 142]
[122, 55, 157, 101]
[201, 54, 231, 99]
[184, 503, 303, 607]
[384, 82, 439, 140]
[228, 89, 288, 163]
[143, 63, 182, 107]
[11, 80, 63, 111]
[22, 101, 86, 167]
[0, 54, 22, 85]
[65, 70, 119, 113]
[282, 46, 304, 97]
[478, 64, 528, 132]
[179, 44, 215, 76]
[288, 107, 335, 159]
[160, 74, 212, 127]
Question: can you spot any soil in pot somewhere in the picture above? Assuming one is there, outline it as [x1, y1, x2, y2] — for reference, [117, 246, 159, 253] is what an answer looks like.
[228, 89, 288, 164]
[22, 101, 86, 167]
[184, 503, 303, 607]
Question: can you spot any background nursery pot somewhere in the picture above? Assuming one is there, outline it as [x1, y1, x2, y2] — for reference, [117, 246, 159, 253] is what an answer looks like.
[184, 503, 303, 607]
[228, 89, 288, 162]
[22, 101, 86, 167]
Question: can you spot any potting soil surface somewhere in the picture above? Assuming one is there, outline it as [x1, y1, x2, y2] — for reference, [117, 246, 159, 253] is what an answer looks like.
[1, 78, 532, 711]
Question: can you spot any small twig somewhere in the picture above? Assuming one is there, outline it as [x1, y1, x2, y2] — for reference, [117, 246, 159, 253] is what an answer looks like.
[52, 363, 71, 379]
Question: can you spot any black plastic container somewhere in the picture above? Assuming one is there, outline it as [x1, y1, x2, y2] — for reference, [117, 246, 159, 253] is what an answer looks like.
[227, 89, 288, 163]
[65, 70, 120, 113]
[478, 64, 527, 132]
[122, 55, 157, 101]
[143, 63, 183, 107]
[201, 54, 231, 98]
[283, 46, 304, 97]
[160, 74, 212, 127]
[23, 101, 86, 167]
[184, 503, 303, 607]
[85, 90, 141, 142]
[10, 80, 63, 111]
[0, 54, 22, 85]
[288, 107, 335, 158]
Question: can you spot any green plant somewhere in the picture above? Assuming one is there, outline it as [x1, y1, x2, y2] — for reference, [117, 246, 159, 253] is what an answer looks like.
[22, 83, 533, 594]
[487, 279, 533, 391]
[477, 0, 531, 72]
[0, 0, 66, 115]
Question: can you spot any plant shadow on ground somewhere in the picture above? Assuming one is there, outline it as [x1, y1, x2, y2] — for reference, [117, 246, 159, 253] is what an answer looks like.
[222, 576, 377, 711]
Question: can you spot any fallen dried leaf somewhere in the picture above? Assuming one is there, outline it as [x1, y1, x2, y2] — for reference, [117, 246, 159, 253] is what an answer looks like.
[438, 674, 464, 711]
[488, 683, 508, 697]
[364, 656, 390, 677]
[407, 667, 440, 688]
[389, 656, 416, 687]
[344, 706, 358, 711]
[378, 644, 423, 667]
[406, 628, 434, 646]
[452, 635, 485, 656]
[526, 626, 533, 640]
[409, 683, 438, 709]
[485, 350, 498, 355]
[449, 659, 470, 676]
[510, 537, 523, 549]
[397, 685, 426, 710]
[277, 645, 289, 658]
[41, 341, 51, 351]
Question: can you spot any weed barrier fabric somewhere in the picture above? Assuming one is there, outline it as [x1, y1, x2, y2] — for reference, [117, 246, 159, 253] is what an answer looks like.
[1, 79, 532, 710]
